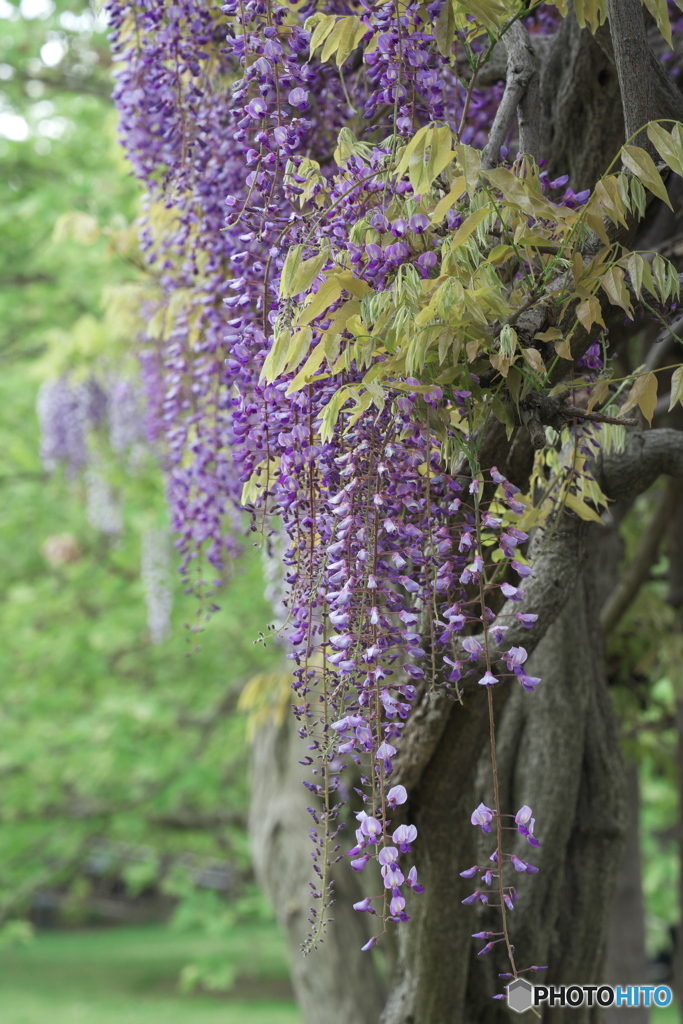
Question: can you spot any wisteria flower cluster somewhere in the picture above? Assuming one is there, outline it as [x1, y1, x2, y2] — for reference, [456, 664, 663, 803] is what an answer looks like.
[95, 0, 683, 993]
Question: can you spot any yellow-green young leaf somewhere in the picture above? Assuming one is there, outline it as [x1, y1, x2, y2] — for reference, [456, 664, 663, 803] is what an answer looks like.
[585, 210, 610, 245]
[522, 347, 545, 374]
[280, 249, 328, 299]
[279, 245, 303, 298]
[335, 17, 367, 66]
[297, 276, 343, 326]
[621, 146, 673, 209]
[535, 327, 563, 342]
[334, 271, 370, 299]
[554, 338, 572, 360]
[564, 491, 604, 523]
[434, 0, 455, 56]
[449, 206, 490, 249]
[626, 251, 654, 300]
[491, 396, 515, 439]
[621, 371, 658, 424]
[259, 329, 290, 383]
[284, 326, 314, 373]
[326, 298, 361, 334]
[652, 253, 671, 302]
[572, 0, 607, 31]
[286, 339, 327, 394]
[395, 125, 431, 179]
[320, 18, 348, 62]
[308, 13, 336, 56]
[669, 365, 683, 411]
[576, 296, 606, 332]
[641, 0, 673, 46]
[594, 178, 628, 228]
[431, 176, 466, 222]
[647, 123, 683, 176]
[667, 260, 681, 301]
[320, 386, 355, 441]
[587, 377, 611, 412]
[600, 266, 633, 318]
[454, 143, 481, 195]
[408, 125, 453, 193]
[453, 0, 508, 33]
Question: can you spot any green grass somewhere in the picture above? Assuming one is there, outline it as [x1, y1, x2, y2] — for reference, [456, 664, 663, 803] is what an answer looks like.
[0, 924, 302, 1024]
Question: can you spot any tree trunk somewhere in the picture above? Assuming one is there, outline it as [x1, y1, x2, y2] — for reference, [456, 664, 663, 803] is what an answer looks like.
[605, 766, 649, 1024]
[381, 529, 628, 1024]
[249, 709, 386, 1024]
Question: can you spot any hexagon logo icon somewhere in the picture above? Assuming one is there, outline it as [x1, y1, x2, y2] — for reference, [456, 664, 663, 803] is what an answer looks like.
[508, 978, 534, 1013]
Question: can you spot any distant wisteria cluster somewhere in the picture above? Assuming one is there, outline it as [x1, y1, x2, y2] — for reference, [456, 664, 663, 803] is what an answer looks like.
[141, 526, 174, 644]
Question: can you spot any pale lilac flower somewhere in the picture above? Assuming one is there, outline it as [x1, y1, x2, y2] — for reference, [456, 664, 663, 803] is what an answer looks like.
[361, 816, 383, 839]
[392, 823, 417, 852]
[471, 803, 494, 833]
[382, 863, 405, 887]
[387, 785, 408, 808]
[478, 670, 497, 687]
[462, 637, 482, 660]
[390, 894, 406, 915]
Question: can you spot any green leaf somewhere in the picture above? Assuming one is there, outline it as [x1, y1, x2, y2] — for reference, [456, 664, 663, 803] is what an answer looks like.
[647, 123, 683, 177]
[308, 13, 336, 56]
[641, 0, 673, 46]
[298, 277, 343, 326]
[279, 248, 328, 299]
[285, 339, 327, 394]
[259, 329, 290, 383]
[621, 371, 658, 425]
[564, 491, 604, 523]
[454, 143, 481, 196]
[621, 146, 672, 209]
[431, 176, 466, 223]
[434, 0, 455, 56]
[449, 206, 490, 249]
[668, 366, 683, 412]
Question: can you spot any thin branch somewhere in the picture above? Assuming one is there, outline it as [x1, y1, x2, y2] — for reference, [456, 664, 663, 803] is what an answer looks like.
[601, 478, 682, 634]
[481, 21, 540, 170]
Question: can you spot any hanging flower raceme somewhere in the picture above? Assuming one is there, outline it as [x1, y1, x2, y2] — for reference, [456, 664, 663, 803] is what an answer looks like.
[103, 0, 683, 986]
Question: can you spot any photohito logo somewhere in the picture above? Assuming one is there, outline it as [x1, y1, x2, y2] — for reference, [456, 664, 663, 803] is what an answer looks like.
[507, 979, 673, 1013]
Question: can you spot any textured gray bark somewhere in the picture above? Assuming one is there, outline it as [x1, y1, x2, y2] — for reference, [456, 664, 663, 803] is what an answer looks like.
[382, 526, 628, 1024]
[481, 21, 540, 170]
[249, 711, 387, 1024]
[606, 0, 657, 153]
[605, 767, 649, 1024]
[539, 12, 625, 188]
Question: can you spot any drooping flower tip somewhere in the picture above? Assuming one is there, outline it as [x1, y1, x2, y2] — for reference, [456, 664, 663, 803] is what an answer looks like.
[406, 866, 424, 893]
[353, 897, 375, 913]
[361, 936, 378, 952]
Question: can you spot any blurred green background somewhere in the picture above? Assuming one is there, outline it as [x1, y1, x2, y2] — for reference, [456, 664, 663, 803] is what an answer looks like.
[0, 0, 679, 1021]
